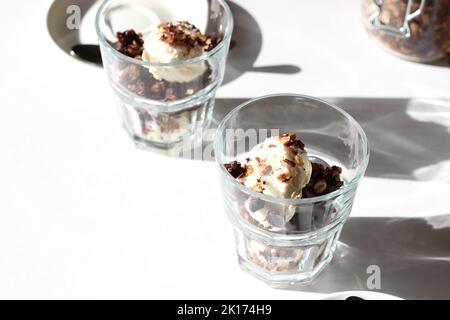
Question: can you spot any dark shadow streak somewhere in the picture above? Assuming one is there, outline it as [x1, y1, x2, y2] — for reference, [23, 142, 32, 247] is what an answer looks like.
[289, 215, 450, 300]
[250, 65, 301, 74]
[47, 0, 99, 63]
[327, 97, 450, 181]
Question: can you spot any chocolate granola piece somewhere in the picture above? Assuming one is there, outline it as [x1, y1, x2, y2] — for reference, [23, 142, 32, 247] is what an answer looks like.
[127, 80, 146, 96]
[164, 87, 178, 101]
[157, 21, 221, 54]
[224, 161, 247, 179]
[302, 163, 344, 198]
[148, 80, 167, 99]
[203, 36, 223, 52]
[120, 63, 142, 82]
[283, 159, 296, 167]
[136, 108, 153, 134]
[117, 29, 144, 58]
[277, 173, 291, 183]
[313, 179, 327, 194]
[282, 133, 305, 150]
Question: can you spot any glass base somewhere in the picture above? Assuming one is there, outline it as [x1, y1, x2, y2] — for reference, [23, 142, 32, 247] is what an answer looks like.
[124, 109, 212, 152]
[238, 253, 334, 287]
[117, 98, 214, 151]
[232, 222, 344, 287]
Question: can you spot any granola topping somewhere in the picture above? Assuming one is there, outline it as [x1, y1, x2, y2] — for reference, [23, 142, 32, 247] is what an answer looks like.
[302, 163, 344, 198]
[157, 21, 215, 53]
[224, 161, 247, 179]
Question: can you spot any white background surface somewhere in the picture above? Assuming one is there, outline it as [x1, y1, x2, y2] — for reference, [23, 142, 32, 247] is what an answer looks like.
[0, 0, 449, 299]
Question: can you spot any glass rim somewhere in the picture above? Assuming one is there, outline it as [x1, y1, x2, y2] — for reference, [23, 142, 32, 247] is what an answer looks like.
[95, 0, 234, 67]
[214, 93, 370, 206]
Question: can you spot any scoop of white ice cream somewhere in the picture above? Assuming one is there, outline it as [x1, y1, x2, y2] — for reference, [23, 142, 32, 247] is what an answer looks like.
[141, 21, 207, 83]
[238, 134, 312, 199]
[244, 198, 296, 230]
[237, 133, 312, 230]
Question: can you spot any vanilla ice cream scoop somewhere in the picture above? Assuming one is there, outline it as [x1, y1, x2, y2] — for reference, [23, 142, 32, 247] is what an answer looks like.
[236, 133, 312, 230]
[238, 133, 312, 199]
[141, 21, 208, 83]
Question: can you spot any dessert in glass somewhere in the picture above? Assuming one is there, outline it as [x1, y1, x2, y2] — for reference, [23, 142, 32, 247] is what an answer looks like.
[214, 94, 369, 286]
[95, 0, 233, 148]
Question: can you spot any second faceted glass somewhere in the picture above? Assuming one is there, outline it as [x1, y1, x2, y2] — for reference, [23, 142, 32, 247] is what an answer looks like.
[214, 94, 370, 286]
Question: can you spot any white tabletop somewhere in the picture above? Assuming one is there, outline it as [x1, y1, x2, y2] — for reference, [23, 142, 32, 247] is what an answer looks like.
[0, 0, 449, 299]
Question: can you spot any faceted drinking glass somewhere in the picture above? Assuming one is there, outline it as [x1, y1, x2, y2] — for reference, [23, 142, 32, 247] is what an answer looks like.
[214, 94, 370, 286]
[96, 0, 233, 148]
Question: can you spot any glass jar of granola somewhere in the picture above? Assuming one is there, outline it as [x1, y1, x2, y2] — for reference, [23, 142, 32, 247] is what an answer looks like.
[362, 0, 449, 62]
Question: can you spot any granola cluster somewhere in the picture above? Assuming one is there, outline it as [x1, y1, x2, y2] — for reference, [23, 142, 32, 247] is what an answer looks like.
[278, 133, 305, 151]
[302, 163, 343, 198]
[224, 160, 247, 179]
[157, 21, 221, 53]
[363, 0, 449, 62]
[117, 30, 144, 58]
[119, 62, 212, 100]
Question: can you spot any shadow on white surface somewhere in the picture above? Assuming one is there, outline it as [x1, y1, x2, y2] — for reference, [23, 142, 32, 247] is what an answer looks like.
[299, 215, 450, 300]
[209, 97, 450, 182]
[331, 97, 450, 181]
[223, 1, 301, 84]
[210, 97, 450, 299]
[47, 0, 100, 61]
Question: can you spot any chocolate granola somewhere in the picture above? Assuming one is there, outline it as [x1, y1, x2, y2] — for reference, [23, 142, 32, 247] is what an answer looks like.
[157, 21, 221, 53]
[279, 133, 305, 151]
[224, 161, 247, 179]
[302, 163, 344, 198]
[363, 0, 449, 62]
[117, 29, 144, 58]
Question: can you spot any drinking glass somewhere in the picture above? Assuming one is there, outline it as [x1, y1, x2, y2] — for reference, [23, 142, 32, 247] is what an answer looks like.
[214, 94, 370, 286]
[96, 0, 233, 148]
